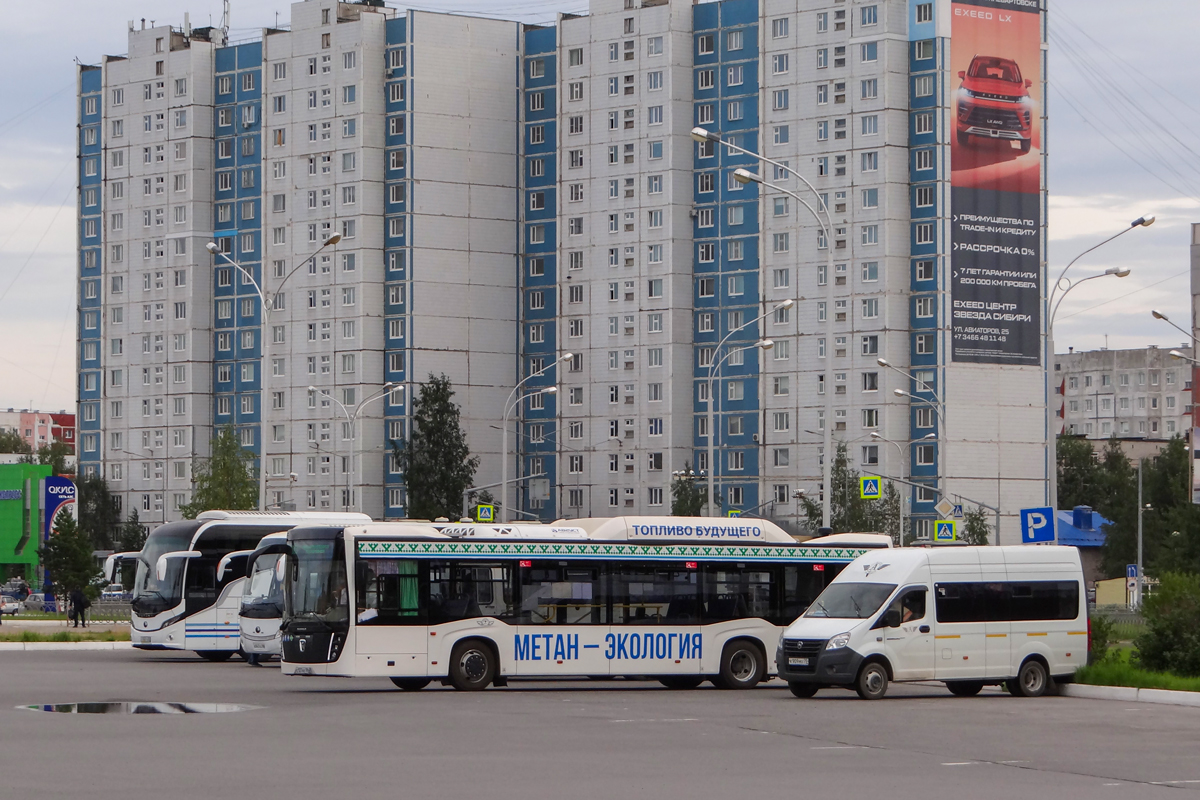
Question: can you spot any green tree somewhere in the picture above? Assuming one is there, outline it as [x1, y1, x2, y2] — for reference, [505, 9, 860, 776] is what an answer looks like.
[116, 511, 147, 589]
[0, 429, 32, 457]
[76, 474, 121, 551]
[960, 505, 992, 546]
[34, 439, 73, 475]
[38, 511, 101, 597]
[1098, 437, 1140, 577]
[1134, 572, 1200, 676]
[179, 425, 258, 519]
[394, 374, 478, 520]
[670, 462, 707, 516]
[797, 442, 896, 535]
[1057, 435, 1099, 511]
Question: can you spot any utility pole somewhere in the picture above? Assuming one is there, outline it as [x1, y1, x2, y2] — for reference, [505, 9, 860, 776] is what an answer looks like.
[1136, 458, 1144, 609]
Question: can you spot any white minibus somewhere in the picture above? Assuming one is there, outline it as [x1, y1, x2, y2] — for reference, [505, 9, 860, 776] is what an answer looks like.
[777, 545, 1088, 699]
[279, 517, 887, 690]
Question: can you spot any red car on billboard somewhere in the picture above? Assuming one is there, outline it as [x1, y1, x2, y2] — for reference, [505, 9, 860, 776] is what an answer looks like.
[955, 55, 1034, 153]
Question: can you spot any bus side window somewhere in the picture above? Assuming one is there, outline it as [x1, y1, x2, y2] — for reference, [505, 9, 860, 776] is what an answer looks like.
[518, 563, 603, 624]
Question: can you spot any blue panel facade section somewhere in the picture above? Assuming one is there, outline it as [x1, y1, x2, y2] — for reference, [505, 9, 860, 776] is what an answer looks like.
[691, 0, 760, 514]
[383, 19, 409, 518]
[214, 44, 263, 451]
[78, 67, 104, 470]
[519, 26, 557, 522]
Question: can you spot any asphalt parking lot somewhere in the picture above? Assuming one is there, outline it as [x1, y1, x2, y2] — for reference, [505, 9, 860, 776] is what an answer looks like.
[3, 650, 1199, 799]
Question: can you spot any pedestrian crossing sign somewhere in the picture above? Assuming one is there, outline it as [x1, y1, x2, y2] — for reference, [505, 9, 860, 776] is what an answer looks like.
[727, 509, 742, 518]
[859, 477, 881, 500]
[934, 520, 957, 542]
[475, 504, 495, 523]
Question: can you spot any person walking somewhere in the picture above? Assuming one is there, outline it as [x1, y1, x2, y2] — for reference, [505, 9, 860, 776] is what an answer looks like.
[69, 588, 89, 628]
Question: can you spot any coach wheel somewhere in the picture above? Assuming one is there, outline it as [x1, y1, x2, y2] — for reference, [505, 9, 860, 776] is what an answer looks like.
[449, 640, 495, 691]
[1011, 659, 1048, 698]
[788, 682, 820, 698]
[946, 681, 984, 697]
[855, 662, 889, 700]
[196, 650, 234, 663]
[390, 677, 432, 691]
[713, 641, 765, 689]
[659, 676, 704, 690]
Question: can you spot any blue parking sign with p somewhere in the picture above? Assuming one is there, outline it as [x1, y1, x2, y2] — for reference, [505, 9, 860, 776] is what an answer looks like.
[1020, 507, 1055, 543]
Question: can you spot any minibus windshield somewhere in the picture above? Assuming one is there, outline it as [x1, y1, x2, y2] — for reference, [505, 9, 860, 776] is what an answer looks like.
[805, 583, 896, 619]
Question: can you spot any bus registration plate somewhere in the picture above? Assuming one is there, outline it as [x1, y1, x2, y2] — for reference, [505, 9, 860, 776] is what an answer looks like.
[788, 657, 809, 667]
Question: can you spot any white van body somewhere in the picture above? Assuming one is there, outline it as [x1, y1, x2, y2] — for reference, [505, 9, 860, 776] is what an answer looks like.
[777, 546, 1087, 699]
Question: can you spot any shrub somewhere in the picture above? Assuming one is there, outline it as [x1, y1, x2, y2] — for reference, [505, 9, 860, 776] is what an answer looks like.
[1089, 614, 1116, 665]
[1134, 572, 1200, 677]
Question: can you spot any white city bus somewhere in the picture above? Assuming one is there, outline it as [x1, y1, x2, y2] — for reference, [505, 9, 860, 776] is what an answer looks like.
[236, 532, 289, 661]
[279, 517, 884, 690]
[105, 511, 370, 661]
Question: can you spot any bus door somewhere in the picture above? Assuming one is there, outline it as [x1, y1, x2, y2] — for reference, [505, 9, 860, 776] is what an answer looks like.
[514, 562, 606, 676]
[355, 558, 427, 674]
[608, 563, 703, 677]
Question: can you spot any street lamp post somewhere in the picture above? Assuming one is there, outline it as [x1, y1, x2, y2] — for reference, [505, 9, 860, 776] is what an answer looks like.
[693, 126, 836, 530]
[707, 338, 775, 517]
[309, 383, 399, 513]
[1045, 216, 1151, 536]
[500, 353, 572, 523]
[502, 386, 557, 522]
[206, 233, 342, 511]
[868, 431, 934, 547]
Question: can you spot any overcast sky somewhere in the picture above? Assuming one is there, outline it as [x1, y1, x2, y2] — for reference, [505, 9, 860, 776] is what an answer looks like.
[0, 0, 1196, 411]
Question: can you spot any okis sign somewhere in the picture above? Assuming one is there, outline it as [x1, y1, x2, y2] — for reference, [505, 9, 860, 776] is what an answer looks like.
[44, 476, 76, 539]
[949, 0, 1043, 365]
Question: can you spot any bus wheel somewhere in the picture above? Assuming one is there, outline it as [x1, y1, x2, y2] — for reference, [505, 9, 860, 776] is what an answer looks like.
[855, 662, 889, 700]
[390, 677, 432, 691]
[788, 682, 819, 698]
[1011, 659, 1048, 698]
[449, 640, 495, 691]
[659, 676, 704, 690]
[713, 641, 765, 689]
[196, 651, 234, 663]
[946, 681, 984, 697]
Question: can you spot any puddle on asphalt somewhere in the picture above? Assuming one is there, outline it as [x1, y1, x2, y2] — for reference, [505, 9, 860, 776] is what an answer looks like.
[19, 702, 260, 714]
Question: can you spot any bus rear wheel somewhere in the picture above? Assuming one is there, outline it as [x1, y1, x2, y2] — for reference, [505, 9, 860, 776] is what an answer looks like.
[196, 651, 234, 663]
[659, 676, 704, 690]
[946, 681, 984, 697]
[449, 640, 496, 691]
[390, 677, 432, 691]
[712, 641, 765, 689]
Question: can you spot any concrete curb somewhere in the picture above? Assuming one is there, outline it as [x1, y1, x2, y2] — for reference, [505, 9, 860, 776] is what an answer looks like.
[1060, 683, 1200, 707]
[0, 642, 133, 651]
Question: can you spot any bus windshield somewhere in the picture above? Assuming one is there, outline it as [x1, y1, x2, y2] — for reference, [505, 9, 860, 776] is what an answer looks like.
[241, 555, 284, 619]
[131, 523, 198, 617]
[285, 538, 349, 631]
[805, 583, 897, 619]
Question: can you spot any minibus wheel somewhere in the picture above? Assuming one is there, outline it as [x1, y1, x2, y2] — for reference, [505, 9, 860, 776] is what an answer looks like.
[659, 676, 704, 690]
[788, 682, 819, 698]
[196, 650, 234, 662]
[946, 681, 983, 697]
[855, 662, 889, 700]
[713, 641, 765, 689]
[390, 677, 431, 691]
[448, 640, 496, 691]
[1011, 659, 1048, 697]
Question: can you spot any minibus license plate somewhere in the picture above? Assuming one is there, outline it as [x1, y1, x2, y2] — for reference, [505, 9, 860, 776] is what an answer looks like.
[140, 636, 151, 644]
[788, 657, 809, 667]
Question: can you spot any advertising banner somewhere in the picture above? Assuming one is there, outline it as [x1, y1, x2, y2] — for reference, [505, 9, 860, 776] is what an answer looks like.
[43, 476, 76, 539]
[950, 0, 1043, 364]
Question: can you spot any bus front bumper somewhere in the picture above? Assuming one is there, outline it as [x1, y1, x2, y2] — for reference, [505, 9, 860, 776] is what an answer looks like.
[775, 643, 864, 686]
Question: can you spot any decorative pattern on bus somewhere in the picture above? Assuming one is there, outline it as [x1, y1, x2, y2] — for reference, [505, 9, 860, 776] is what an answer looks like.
[356, 541, 869, 562]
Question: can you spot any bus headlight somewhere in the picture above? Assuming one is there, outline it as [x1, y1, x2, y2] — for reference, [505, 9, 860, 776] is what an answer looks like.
[826, 633, 851, 650]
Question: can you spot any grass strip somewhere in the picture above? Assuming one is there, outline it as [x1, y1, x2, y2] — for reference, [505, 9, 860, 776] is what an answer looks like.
[0, 629, 131, 643]
[1076, 649, 1200, 693]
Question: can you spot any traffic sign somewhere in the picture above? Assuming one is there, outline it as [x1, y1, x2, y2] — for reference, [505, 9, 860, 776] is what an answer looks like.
[1126, 578, 1137, 592]
[1126, 564, 1139, 579]
[727, 509, 742, 518]
[934, 520, 957, 542]
[952, 504, 964, 519]
[1020, 507, 1055, 543]
[474, 504, 495, 523]
[934, 498, 954, 518]
[859, 477, 881, 500]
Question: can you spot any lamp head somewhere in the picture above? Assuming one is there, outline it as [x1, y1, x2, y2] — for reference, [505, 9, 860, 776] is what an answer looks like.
[869, 432, 882, 440]
[1169, 350, 1186, 360]
[323, 233, 342, 246]
[876, 357, 890, 368]
[757, 339, 774, 350]
[893, 388, 907, 397]
[560, 352, 574, 361]
[776, 298, 795, 310]
[307, 385, 317, 392]
[544, 386, 558, 394]
[1133, 215, 1156, 227]
[690, 126, 718, 143]
[1152, 310, 1168, 321]
[1105, 266, 1131, 278]
[205, 242, 219, 254]
[732, 168, 758, 185]
[922, 432, 938, 440]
